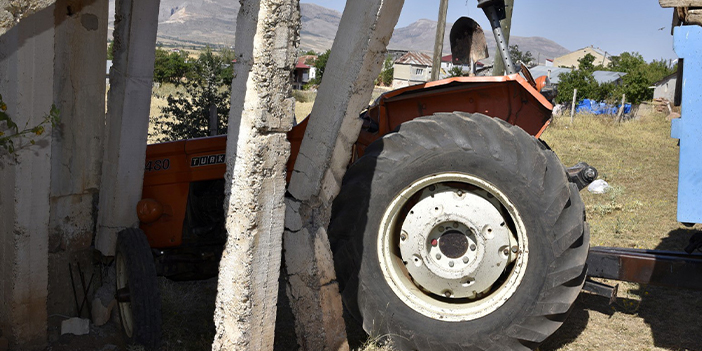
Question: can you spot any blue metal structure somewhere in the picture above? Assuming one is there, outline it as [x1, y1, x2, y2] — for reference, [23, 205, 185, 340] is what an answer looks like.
[671, 25, 702, 224]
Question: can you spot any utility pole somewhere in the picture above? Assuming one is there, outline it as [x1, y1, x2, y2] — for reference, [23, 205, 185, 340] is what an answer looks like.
[492, 0, 513, 76]
[431, 0, 449, 81]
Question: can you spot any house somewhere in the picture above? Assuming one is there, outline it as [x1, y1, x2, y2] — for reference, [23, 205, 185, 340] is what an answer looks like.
[440, 54, 471, 77]
[652, 73, 678, 101]
[553, 46, 611, 68]
[392, 51, 433, 88]
[293, 55, 317, 89]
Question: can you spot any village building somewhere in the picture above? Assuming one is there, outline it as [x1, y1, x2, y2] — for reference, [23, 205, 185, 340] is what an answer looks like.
[392, 51, 433, 88]
[440, 54, 471, 77]
[553, 45, 611, 68]
[652, 72, 678, 101]
[293, 55, 317, 89]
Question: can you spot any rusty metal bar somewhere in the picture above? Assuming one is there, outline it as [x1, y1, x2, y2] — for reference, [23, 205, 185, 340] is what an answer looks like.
[587, 246, 702, 291]
[582, 278, 618, 304]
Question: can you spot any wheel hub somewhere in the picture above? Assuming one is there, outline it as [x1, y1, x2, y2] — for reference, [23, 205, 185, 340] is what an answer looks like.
[439, 230, 469, 259]
[399, 184, 515, 299]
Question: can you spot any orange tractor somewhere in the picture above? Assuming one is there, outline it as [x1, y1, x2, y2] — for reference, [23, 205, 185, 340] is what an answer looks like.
[115, 1, 599, 349]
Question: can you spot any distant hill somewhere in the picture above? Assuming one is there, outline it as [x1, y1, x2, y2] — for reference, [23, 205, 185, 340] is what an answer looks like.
[389, 19, 569, 63]
[108, 1, 568, 62]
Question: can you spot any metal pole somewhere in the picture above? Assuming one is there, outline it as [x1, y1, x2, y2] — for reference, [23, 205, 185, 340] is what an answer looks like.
[491, 0, 514, 76]
[431, 0, 450, 81]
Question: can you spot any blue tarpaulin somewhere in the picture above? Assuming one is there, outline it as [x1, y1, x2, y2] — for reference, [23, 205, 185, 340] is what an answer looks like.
[576, 99, 631, 115]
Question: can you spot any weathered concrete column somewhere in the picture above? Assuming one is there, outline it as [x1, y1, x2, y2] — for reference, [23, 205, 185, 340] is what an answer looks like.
[211, 0, 300, 350]
[0, 6, 55, 349]
[283, 0, 404, 349]
[96, 0, 161, 256]
[47, 0, 108, 326]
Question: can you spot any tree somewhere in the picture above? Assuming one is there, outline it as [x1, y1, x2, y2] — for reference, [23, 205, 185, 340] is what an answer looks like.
[509, 45, 533, 66]
[448, 66, 465, 78]
[376, 55, 394, 86]
[555, 68, 598, 104]
[107, 41, 114, 60]
[308, 49, 330, 85]
[153, 48, 191, 85]
[607, 52, 676, 104]
[153, 47, 232, 141]
[578, 53, 596, 72]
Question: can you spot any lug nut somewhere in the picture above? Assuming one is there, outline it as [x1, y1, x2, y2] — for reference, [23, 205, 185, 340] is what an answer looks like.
[463, 257, 469, 263]
[511, 246, 518, 253]
[456, 190, 463, 196]
[400, 232, 407, 241]
[448, 261, 454, 267]
[453, 222, 459, 228]
[444, 290, 452, 298]
[429, 185, 436, 191]
[435, 253, 442, 260]
[470, 244, 476, 251]
[438, 226, 445, 232]
[503, 248, 510, 256]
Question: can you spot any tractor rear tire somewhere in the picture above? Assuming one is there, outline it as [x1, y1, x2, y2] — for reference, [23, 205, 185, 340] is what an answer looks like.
[329, 112, 588, 350]
[116, 228, 162, 350]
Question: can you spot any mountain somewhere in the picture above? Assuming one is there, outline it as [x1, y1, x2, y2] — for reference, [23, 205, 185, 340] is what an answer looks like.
[388, 19, 570, 63]
[108, 1, 569, 62]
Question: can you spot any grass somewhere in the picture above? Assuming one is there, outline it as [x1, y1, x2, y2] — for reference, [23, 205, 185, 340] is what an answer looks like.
[149, 89, 701, 351]
[538, 112, 702, 351]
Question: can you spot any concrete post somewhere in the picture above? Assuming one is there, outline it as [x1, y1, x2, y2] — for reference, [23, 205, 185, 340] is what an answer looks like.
[95, 0, 161, 256]
[0, 6, 55, 349]
[47, 0, 108, 327]
[284, 0, 404, 349]
[211, 1, 300, 350]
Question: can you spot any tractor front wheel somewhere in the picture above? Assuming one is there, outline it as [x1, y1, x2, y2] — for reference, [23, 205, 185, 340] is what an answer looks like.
[115, 228, 162, 349]
[329, 112, 589, 350]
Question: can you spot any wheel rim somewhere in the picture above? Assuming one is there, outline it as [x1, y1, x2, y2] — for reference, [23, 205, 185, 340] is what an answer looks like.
[377, 173, 529, 322]
[116, 251, 134, 337]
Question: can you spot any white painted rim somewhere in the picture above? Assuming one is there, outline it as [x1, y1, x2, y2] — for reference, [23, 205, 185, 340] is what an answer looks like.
[116, 251, 134, 337]
[377, 173, 529, 322]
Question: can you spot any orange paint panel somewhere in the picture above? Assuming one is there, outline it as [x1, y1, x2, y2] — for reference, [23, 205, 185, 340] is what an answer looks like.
[140, 182, 189, 248]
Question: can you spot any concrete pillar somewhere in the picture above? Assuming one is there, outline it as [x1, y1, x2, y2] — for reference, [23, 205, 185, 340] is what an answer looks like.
[95, 0, 161, 256]
[211, 1, 300, 349]
[283, 0, 404, 349]
[47, 0, 108, 332]
[0, 6, 55, 349]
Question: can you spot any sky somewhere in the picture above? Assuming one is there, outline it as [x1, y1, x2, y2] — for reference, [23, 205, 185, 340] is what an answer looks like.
[301, 0, 678, 62]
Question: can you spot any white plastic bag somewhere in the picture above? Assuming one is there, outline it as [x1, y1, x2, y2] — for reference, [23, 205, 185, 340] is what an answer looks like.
[587, 179, 611, 194]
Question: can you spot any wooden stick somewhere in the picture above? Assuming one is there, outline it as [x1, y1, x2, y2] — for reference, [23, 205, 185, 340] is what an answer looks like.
[616, 93, 626, 123]
[570, 88, 577, 124]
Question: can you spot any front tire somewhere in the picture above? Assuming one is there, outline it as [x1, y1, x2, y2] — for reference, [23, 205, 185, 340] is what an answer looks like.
[329, 112, 588, 350]
[116, 228, 162, 349]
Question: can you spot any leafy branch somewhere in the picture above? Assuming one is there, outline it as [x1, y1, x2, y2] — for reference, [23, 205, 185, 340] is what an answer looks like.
[0, 94, 60, 154]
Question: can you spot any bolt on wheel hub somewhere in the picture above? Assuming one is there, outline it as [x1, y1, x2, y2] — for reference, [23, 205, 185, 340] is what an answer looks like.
[399, 184, 518, 299]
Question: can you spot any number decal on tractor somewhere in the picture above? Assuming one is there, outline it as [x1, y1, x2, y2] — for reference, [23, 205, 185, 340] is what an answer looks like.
[190, 154, 226, 167]
[145, 158, 171, 172]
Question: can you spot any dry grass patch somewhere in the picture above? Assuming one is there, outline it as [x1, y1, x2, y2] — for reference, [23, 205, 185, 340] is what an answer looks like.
[539, 112, 702, 351]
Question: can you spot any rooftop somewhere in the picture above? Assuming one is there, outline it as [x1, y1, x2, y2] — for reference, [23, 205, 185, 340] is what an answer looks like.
[396, 52, 433, 67]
